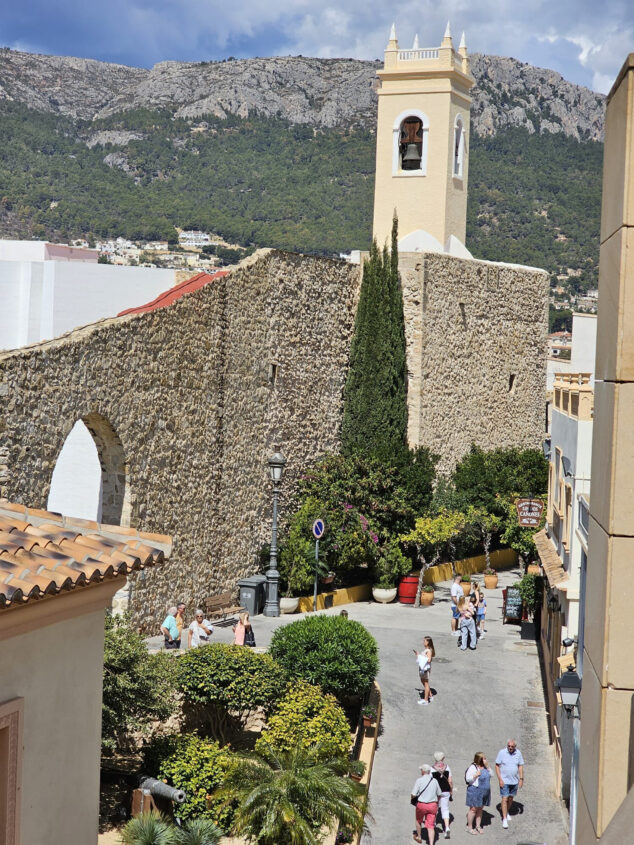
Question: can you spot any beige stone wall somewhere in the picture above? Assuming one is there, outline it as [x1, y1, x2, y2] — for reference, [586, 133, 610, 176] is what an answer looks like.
[0, 608, 106, 845]
[0, 247, 547, 628]
[0, 250, 360, 630]
[400, 252, 549, 473]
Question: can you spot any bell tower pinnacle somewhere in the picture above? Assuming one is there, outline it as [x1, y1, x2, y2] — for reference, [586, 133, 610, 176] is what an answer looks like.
[371, 23, 475, 254]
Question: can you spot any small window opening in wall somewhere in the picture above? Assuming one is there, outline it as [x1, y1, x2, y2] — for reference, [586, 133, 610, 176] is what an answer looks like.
[268, 362, 278, 387]
[459, 302, 467, 329]
[509, 374, 517, 394]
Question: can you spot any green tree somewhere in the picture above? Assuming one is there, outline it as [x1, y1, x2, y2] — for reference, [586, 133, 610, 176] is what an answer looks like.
[499, 495, 547, 562]
[465, 506, 503, 569]
[177, 644, 288, 743]
[214, 744, 366, 845]
[102, 612, 177, 754]
[341, 215, 408, 461]
[400, 510, 467, 606]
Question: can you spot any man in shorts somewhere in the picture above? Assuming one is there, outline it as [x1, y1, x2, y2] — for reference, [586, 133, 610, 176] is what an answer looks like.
[495, 739, 524, 828]
[450, 574, 463, 636]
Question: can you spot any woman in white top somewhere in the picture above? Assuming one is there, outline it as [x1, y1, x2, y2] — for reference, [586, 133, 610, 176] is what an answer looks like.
[187, 609, 213, 648]
[432, 751, 454, 839]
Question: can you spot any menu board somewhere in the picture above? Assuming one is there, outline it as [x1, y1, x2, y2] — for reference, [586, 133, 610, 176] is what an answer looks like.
[503, 587, 523, 623]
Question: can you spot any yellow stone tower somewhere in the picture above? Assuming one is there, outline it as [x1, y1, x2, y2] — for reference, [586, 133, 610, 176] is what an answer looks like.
[372, 23, 475, 253]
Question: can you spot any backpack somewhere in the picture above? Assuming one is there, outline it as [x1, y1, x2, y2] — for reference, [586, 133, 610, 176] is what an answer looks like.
[433, 768, 451, 793]
[244, 627, 256, 647]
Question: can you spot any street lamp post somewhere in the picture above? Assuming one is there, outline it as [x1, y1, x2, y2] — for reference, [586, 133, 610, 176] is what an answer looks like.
[263, 450, 287, 617]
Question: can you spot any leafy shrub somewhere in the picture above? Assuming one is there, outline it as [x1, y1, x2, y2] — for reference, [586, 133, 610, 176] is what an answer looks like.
[102, 611, 177, 753]
[269, 615, 378, 700]
[255, 681, 351, 760]
[177, 644, 288, 742]
[153, 734, 236, 827]
[516, 573, 544, 615]
[373, 539, 410, 587]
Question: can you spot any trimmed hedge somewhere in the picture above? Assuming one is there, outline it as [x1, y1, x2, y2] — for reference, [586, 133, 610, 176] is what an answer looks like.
[269, 615, 379, 700]
[255, 681, 351, 760]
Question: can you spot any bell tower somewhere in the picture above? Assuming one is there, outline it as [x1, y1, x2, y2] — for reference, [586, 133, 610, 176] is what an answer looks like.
[372, 23, 475, 253]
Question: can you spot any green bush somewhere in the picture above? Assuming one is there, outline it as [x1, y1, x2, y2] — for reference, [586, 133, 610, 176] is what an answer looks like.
[102, 611, 177, 753]
[373, 539, 410, 587]
[516, 573, 544, 615]
[177, 644, 288, 742]
[153, 734, 236, 827]
[255, 681, 351, 760]
[269, 615, 378, 700]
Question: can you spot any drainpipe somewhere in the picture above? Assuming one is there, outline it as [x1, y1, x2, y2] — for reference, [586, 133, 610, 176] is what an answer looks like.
[569, 550, 587, 845]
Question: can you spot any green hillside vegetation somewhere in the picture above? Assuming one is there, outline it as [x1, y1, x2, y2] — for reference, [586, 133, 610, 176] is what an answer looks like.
[0, 101, 601, 287]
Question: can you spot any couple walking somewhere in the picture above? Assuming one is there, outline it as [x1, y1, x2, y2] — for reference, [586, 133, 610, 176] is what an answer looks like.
[465, 739, 525, 834]
[411, 752, 453, 843]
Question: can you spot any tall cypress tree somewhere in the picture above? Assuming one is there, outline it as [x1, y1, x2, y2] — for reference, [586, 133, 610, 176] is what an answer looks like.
[342, 215, 408, 461]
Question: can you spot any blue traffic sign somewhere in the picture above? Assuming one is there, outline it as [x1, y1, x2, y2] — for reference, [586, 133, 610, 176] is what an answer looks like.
[312, 519, 325, 539]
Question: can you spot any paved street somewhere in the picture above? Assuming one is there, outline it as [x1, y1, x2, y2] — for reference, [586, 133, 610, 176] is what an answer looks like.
[148, 567, 568, 845]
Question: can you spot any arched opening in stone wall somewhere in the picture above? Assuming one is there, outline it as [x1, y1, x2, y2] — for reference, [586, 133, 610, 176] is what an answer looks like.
[47, 413, 131, 526]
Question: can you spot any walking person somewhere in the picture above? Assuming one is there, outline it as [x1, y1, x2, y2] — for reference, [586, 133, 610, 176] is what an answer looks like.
[432, 751, 454, 839]
[476, 590, 487, 638]
[413, 636, 435, 705]
[495, 739, 524, 828]
[450, 574, 463, 636]
[160, 605, 181, 650]
[457, 596, 477, 651]
[187, 609, 213, 648]
[465, 752, 492, 835]
[411, 763, 442, 844]
[232, 611, 255, 646]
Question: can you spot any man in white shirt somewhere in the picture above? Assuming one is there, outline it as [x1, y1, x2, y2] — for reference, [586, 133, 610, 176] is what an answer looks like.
[187, 609, 213, 648]
[411, 763, 442, 844]
[450, 574, 463, 635]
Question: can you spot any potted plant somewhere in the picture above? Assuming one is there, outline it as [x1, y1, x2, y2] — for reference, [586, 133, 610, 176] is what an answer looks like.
[320, 570, 336, 585]
[348, 759, 366, 782]
[483, 567, 499, 589]
[373, 541, 410, 603]
[420, 584, 435, 606]
[527, 561, 541, 575]
[362, 705, 377, 727]
[460, 574, 472, 595]
[516, 573, 543, 619]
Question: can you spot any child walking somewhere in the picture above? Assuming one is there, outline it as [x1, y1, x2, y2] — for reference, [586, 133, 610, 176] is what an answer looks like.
[414, 636, 435, 705]
[477, 590, 487, 638]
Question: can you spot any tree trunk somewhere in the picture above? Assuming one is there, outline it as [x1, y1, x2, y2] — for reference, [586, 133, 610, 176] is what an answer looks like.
[449, 541, 457, 577]
[483, 531, 491, 569]
[414, 551, 439, 607]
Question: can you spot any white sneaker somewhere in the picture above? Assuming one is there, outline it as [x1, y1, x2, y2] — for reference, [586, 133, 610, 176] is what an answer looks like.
[418, 699, 429, 705]
[451, 631, 460, 636]
[502, 818, 508, 829]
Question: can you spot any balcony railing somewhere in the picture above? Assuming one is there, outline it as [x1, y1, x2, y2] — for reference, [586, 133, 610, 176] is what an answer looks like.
[398, 48, 439, 61]
[552, 373, 593, 421]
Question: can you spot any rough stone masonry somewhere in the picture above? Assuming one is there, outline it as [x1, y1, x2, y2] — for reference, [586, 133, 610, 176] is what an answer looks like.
[0, 249, 547, 628]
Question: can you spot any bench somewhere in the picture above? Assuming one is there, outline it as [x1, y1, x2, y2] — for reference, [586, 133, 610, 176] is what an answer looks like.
[204, 590, 245, 624]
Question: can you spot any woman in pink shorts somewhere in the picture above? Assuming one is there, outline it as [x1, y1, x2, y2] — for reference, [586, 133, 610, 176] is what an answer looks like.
[411, 763, 442, 844]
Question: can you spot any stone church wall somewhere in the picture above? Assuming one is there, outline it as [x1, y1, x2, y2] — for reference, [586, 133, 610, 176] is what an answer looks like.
[0, 248, 547, 628]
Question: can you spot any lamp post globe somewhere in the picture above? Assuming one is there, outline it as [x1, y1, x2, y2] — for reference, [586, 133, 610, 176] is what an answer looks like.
[263, 450, 287, 617]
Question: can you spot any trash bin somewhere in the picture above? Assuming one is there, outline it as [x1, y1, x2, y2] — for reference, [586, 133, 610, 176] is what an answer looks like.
[238, 575, 268, 616]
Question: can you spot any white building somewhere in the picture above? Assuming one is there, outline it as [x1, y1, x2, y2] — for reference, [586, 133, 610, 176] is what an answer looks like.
[0, 239, 177, 522]
[546, 313, 597, 394]
[179, 230, 214, 248]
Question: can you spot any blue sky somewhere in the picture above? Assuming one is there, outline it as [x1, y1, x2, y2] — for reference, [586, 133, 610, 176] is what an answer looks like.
[2, 0, 632, 93]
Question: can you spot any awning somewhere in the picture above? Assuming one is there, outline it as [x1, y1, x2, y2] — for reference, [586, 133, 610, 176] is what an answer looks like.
[533, 528, 570, 589]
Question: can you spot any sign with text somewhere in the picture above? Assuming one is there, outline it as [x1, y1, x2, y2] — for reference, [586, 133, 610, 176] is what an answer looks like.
[504, 586, 523, 623]
[515, 498, 544, 527]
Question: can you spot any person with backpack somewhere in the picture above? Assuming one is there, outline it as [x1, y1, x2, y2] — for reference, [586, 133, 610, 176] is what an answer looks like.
[432, 751, 454, 839]
[465, 752, 492, 834]
[411, 763, 442, 844]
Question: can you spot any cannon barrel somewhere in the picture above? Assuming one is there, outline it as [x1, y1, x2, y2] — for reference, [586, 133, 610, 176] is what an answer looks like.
[139, 777, 186, 804]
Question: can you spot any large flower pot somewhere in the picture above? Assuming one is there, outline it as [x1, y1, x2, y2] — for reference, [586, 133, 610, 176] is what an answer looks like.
[420, 591, 434, 606]
[461, 582, 472, 595]
[484, 574, 499, 590]
[372, 587, 397, 604]
[280, 597, 300, 614]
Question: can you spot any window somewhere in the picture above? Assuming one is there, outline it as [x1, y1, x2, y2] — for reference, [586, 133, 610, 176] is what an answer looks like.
[508, 374, 516, 394]
[453, 115, 465, 178]
[392, 109, 429, 176]
[0, 698, 23, 845]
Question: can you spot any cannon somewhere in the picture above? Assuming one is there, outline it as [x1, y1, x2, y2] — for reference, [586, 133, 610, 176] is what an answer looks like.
[132, 777, 187, 817]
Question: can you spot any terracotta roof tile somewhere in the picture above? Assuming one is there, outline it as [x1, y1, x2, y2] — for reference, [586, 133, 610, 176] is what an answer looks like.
[0, 501, 172, 612]
[118, 270, 229, 317]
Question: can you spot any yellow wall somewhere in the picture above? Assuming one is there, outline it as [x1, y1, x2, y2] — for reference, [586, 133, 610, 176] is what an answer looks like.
[297, 583, 372, 613]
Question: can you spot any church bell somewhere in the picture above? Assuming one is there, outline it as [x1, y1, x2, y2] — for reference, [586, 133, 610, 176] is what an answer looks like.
[402, 143, 422, 170]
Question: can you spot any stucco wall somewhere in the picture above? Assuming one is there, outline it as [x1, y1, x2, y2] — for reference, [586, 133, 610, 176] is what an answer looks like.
[0, 248, 547, 628]
[400, 251, 549, 473]
[0, 608, 105, 845]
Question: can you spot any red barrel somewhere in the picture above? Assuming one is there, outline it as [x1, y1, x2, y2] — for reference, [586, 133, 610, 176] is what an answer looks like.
[399, 575, 419, 604]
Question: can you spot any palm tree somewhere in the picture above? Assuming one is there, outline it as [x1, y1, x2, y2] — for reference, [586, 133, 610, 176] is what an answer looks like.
[213, 743, 367, 845]
[174, 818, 223, 845]
[120, 812, 176, 845]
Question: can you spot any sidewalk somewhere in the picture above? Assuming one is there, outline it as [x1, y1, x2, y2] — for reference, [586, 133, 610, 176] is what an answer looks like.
[145, 568, 568, 845]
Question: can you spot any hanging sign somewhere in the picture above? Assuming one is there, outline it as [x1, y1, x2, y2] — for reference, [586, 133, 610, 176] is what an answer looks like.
[515, 498, 544, 527]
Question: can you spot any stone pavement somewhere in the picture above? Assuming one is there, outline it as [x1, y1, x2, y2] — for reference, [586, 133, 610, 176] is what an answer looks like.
[146, 567, 568, 845]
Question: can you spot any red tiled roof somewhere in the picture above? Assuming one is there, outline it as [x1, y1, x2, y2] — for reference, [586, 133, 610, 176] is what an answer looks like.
[0, 501, 172, 611]
[118, 270, 229, 316]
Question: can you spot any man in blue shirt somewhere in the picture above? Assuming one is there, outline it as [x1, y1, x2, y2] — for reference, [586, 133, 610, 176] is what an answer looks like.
[495, 739, 524, 828]
[160, 605, 181, 649]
